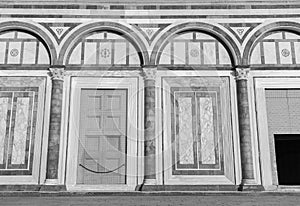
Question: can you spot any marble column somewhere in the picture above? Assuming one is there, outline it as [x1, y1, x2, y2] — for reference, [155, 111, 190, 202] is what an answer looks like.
[235, 67, 255, 188]
[46, 66, 65, 180]
[142, 66, 157, 185]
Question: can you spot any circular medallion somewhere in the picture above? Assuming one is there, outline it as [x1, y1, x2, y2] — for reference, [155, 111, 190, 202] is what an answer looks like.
[101, 48, 110, 58]
[190, 48, 199, 58]
[10, 49, 19, 57]
[281, 49, 290, 57]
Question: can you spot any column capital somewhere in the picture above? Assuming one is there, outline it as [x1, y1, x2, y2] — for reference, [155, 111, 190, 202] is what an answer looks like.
[141, 66, 157, 80]
[235, 67, 250, 80]
[49, 66, 65, 81]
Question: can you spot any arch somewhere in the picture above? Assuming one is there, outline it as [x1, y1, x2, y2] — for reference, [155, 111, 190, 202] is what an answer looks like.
[59, 22, 149, 66]
[244, 21, 300, 65]
[0, 21, 56, 65]
[150, 22, 240, 66]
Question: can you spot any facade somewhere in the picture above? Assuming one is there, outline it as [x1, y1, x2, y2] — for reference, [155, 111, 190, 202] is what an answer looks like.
[0, 0, 300, 191]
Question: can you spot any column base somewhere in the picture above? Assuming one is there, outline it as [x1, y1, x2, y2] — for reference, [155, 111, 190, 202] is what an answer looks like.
[238, 179, 264, 191]
[39, 185, 66, 191]
[237, 184, 264, 191]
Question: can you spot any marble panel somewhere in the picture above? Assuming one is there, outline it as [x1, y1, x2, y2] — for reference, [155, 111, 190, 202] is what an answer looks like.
[0, 97, 10, 165]
[0, 42, 6, 64]
[203, 42, 216, 64]
[11, 97, 30, 165]
[37, 43, 50, 64]
[99, 42, 112, 65]
[250, 43, 261, 64]
[84, 42, 97, 64]
[177, 97, 194, 165]
[199, 97, 216, 164]
[159, 43, 171, 64]
[69, 43, 82, 64]
[263, 42, 277, 64]
[7, 42, 21, 64]
[114, 42, 127, 64]
[173, 42, 186, 64]
[279, 42, 293, 64]
[23, 42, 37, 64]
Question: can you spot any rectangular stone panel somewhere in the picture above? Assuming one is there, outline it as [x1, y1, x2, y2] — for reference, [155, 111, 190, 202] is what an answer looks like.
[188, 42, 201, 64]
[0, 97, 10, 166]
[11, 97, 30, 165]
[176, 95, 195, 165]
[0, 78, 44, 177]
[23, 42, 37, 64]
[279, 42, 293, 64]
[114, 42, 126, 64]
[84, 42, 97, 64]
[263, 42, 277, 64]
[198, 95, 216, 165]
[0, 42, 6, 64]
[99, 42, 112, 65]
[173, 42, 186, 64]
[7, 42, 21, 64]
[203, 42, 216, 64]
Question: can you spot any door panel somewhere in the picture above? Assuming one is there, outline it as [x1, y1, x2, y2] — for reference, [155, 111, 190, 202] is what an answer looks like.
[77, 89, 127, 185]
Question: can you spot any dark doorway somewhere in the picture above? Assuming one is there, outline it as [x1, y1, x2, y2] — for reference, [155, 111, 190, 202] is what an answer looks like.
[275, 134, 300, 185]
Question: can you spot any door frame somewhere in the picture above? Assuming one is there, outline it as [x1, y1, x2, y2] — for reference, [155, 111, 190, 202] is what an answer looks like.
[66, 77, 139, 191]
[254, 76, 300, 189]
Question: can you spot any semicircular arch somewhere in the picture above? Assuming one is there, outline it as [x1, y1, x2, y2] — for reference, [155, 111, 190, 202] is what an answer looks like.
[0, 21, 56, 65]
[60, 22, 149, 66]
[243, 21, 300, 65]
[150, 22, 241, 67]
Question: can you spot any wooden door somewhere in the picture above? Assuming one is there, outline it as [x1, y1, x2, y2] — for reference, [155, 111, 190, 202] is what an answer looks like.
[77, 89, 127, 185]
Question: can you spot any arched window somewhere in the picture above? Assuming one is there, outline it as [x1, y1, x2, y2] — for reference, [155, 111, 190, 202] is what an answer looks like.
[250, 31, 300, 65]
[67, 31, 141, 66]
[158, 31, 231, 66]
[0, 31, 50, 65]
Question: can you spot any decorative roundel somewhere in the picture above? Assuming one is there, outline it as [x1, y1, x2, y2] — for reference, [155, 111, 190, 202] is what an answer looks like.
[10, 49, 19, 57]
[281, 49, 290, 57]
[190, 48, 200, 58]
[101, 48, 110, 58]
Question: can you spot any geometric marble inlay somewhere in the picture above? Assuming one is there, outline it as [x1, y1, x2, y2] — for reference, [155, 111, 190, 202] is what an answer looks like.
[11, 97, 30, 165]
[50, 26, 69, 39]
[177, 96, 194, 164]
[231, 27, 251, 39]
[0, 90, 36, 173]
[173, 89, 220, 173]
[199, 96, 216, 164]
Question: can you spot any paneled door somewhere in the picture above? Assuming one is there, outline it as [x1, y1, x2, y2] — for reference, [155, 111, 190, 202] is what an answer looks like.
[77, 89, 127, 185]
[66, 77, 139, 191]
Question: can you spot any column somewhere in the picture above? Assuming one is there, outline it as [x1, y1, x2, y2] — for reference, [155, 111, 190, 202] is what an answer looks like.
[46, 66, 65, 180]
[235, 66, 255, 189]
[142, 66, 157, 185]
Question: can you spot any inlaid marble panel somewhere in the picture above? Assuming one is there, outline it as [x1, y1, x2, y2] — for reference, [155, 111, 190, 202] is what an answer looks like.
[11, 97, 30, 165]
[199, 97, 216, 165]
[168, 78, 229, 176]
[0, 97, 10, 165]
[177, 97, 194, 165]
